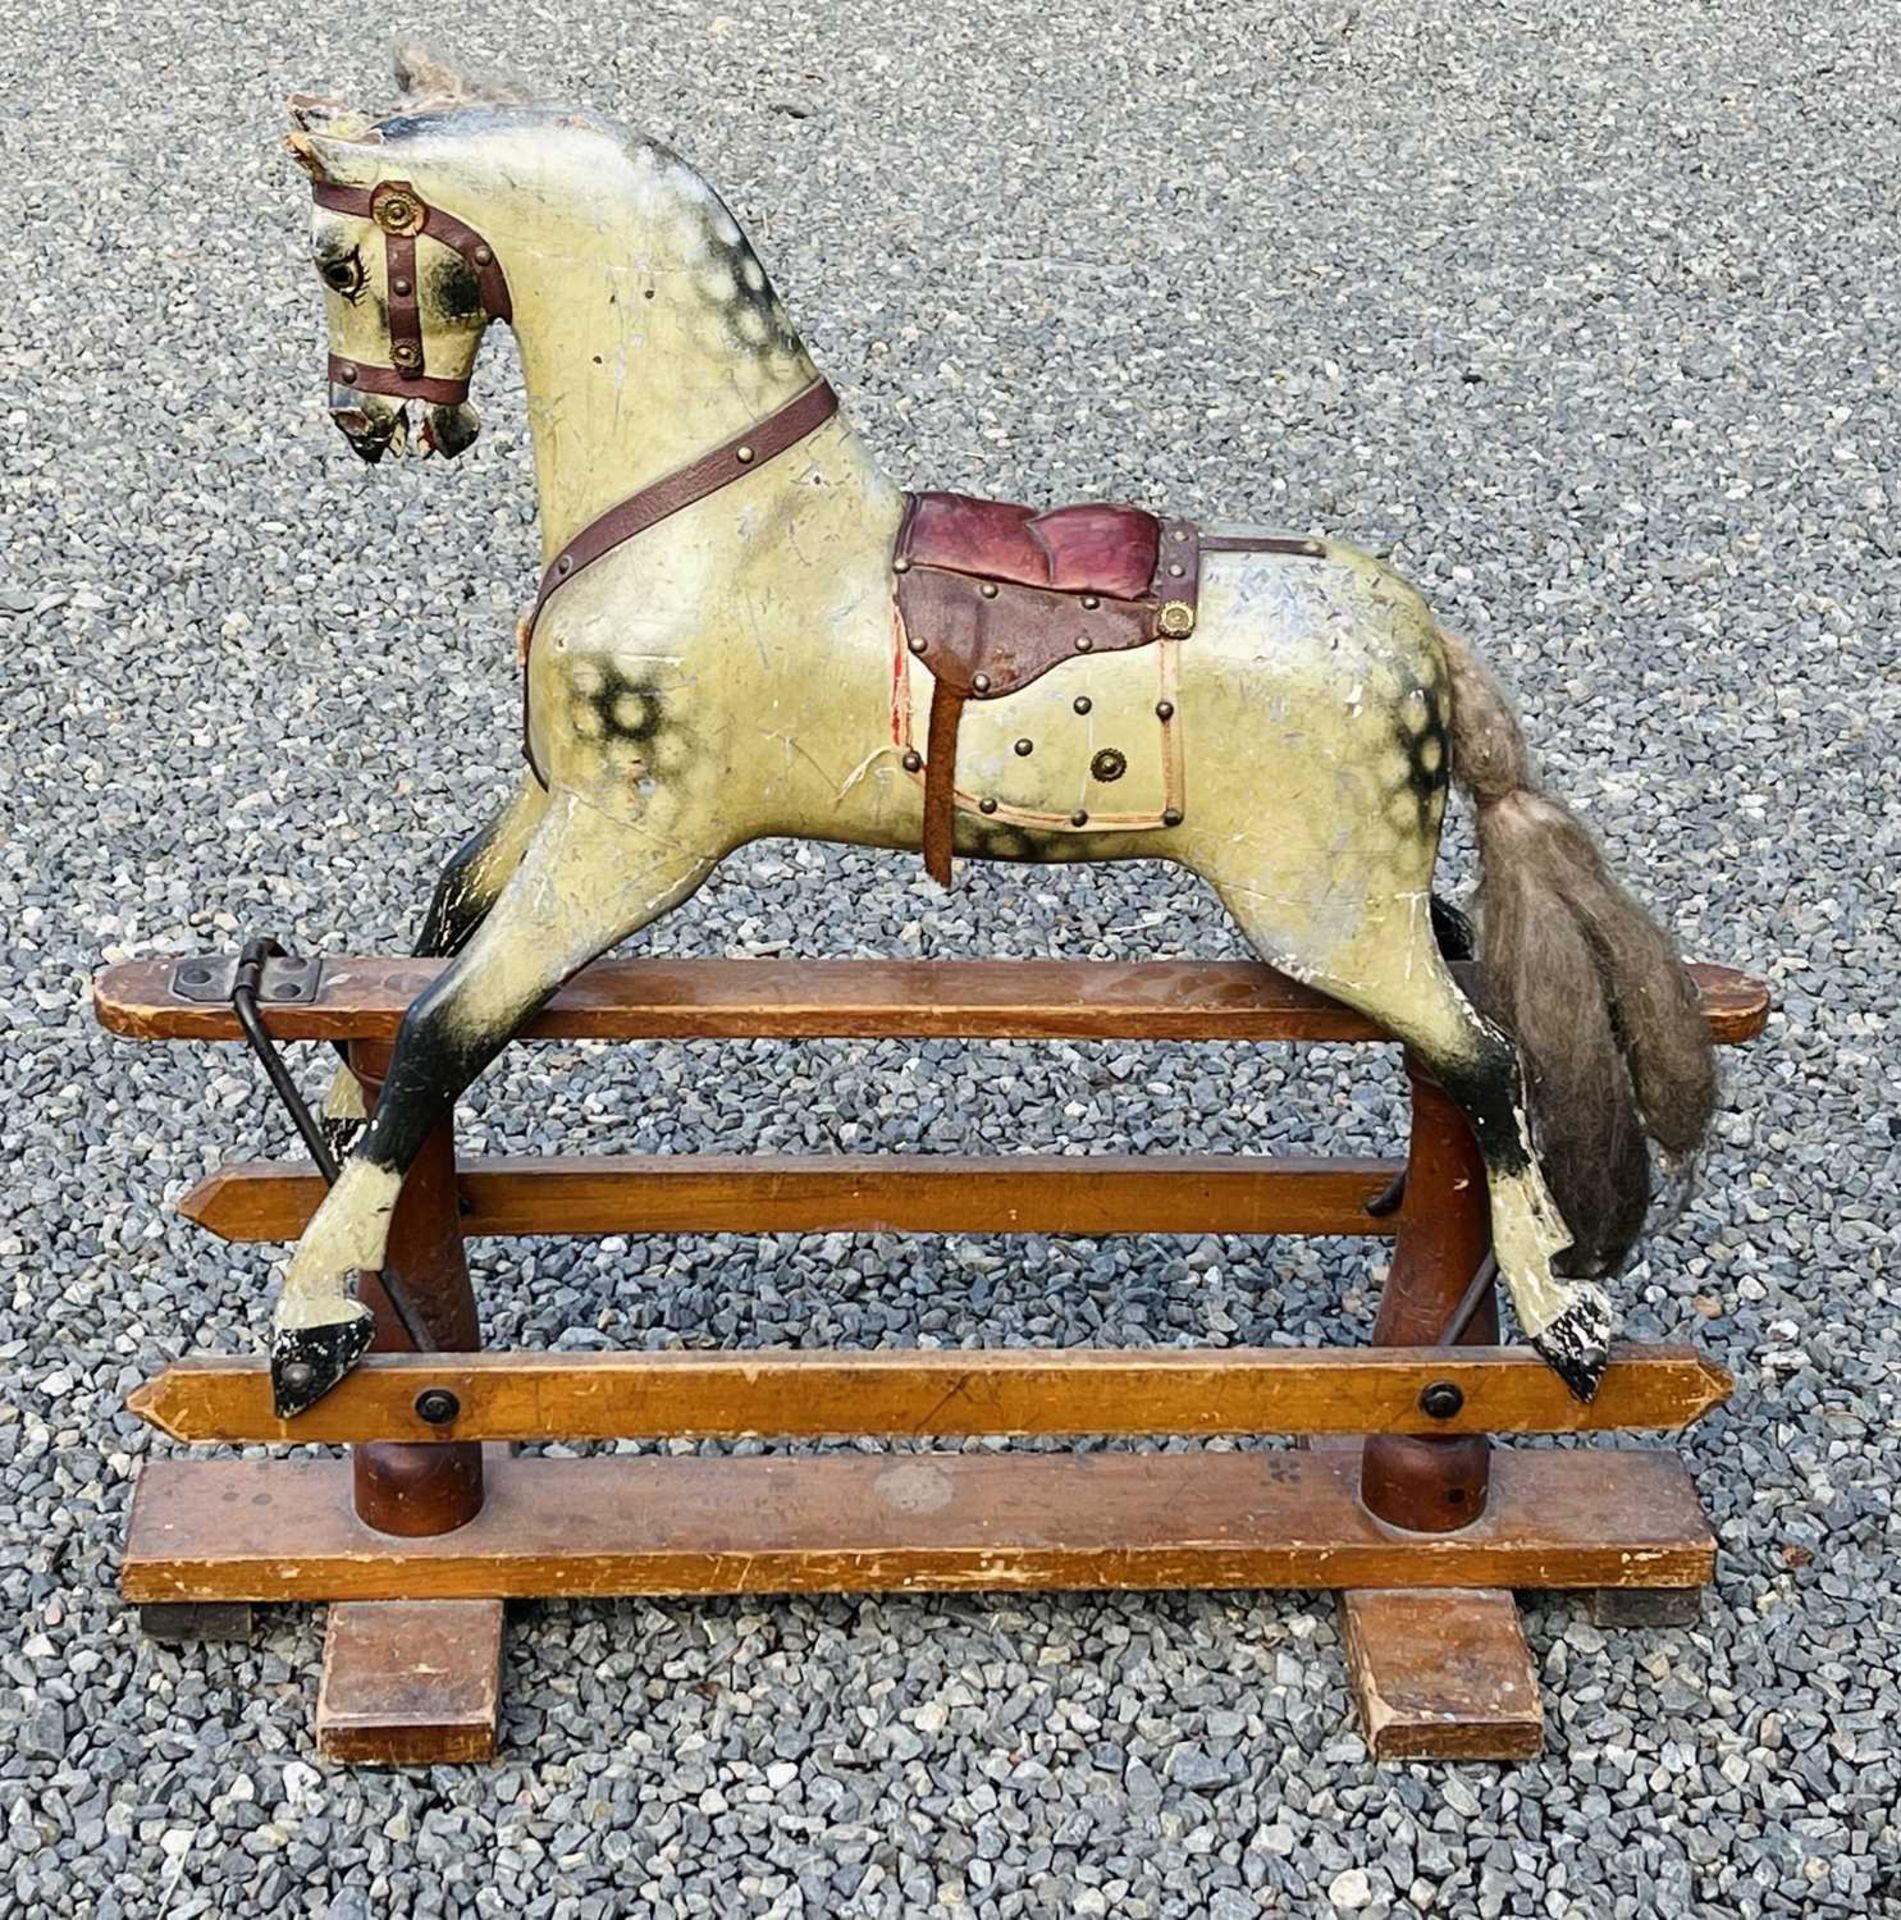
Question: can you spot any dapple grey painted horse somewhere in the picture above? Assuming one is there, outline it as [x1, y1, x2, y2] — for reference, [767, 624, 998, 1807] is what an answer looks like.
[271, 53, 1716, 1416]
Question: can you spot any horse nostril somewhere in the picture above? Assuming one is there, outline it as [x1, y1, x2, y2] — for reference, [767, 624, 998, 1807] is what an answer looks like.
[330, 407, 394, 464]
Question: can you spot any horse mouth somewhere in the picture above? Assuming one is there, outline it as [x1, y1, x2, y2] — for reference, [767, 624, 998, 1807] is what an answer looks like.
[330, 398, 406, 464]
[329, 394, 481, 463]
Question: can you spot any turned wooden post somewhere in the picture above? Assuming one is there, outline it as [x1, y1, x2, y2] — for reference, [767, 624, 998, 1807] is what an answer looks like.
[346, 1041, 484, 1536]
[1359, 1055, 1497, 1532]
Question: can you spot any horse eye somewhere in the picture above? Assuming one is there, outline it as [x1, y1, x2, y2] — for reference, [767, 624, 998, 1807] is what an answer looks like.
[319, 250, 366, 298]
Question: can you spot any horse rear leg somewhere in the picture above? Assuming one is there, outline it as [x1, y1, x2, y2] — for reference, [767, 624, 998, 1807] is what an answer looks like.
[273, 787, 719, 1414]
[319, 773, 549, 1157]
[1209, 873, 1612, 1397]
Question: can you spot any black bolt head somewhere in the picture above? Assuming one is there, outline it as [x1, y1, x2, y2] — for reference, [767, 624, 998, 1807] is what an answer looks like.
[1419, 1380, 1465, 1420]
[414, 1387, 462, 1426]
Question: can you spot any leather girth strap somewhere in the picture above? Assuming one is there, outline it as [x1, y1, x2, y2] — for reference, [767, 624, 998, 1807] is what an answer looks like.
[518, 377, 840, 784]
[923, 681, 967, 887]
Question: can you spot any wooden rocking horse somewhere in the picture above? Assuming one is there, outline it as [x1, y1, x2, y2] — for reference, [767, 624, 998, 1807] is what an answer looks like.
[92, 53, 1763, 1763]
[269, 55, 1717, 1419]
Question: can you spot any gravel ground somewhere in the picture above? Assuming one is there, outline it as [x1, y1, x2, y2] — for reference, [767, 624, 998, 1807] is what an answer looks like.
[1, 2, 1895, 1914]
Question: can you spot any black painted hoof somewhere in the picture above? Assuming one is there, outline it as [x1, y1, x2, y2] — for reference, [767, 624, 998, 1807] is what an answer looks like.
[318, 1113, 368, 1164]
[1531, 1289, 1614, 1402]
[271, 1310, 375, 1419]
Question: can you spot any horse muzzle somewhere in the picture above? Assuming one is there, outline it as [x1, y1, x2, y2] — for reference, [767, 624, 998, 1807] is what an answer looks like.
[329, 386, 406, 464]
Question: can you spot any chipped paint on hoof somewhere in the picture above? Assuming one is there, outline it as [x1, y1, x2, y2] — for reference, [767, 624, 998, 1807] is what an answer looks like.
[318, 1113, 368, 1163]
[271, 1309, 375, 1419]
[1530, 1286, 1614, 1402]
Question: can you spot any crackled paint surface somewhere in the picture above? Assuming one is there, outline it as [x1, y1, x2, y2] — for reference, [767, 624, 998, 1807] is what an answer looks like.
[272, 94, 1600, 1408]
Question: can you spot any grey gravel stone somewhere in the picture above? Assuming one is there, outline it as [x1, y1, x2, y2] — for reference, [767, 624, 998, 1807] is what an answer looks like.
[0, 3, 1894, 1918]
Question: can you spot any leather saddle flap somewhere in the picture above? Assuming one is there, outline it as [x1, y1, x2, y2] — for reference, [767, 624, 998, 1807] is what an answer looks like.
[902, 492, 1160, 601]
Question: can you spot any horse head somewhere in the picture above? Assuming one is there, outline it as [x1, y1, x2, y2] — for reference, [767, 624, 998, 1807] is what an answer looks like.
[286, 51, 542, 462]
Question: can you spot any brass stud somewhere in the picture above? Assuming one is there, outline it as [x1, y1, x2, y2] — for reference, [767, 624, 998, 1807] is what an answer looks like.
[892, 556, 911, 573]
[392, 342, 421, 368]
[902, 749, 923, 772]
[908, 635, 928, 655]
[979, 796, 998, 814]
[1168, 562, 1185, 577]
[1071, 809, 1090, 827]
[391, 276, 413, 296]
[980, 581, 999, 599]
[1014, 738, 1034, 757]
[336, 362, 359, 385]
[1172, 527, 1189, 542]
[1075, 635, 1093, 652]
[557, 556, 573, 575]
[1162, 806, 1183, 827]
[736, 444, 756, 464]
[972, 672, 991, 693]
[1080, 594, 1099, 610]
[1091, 748, 1127, 783]
[1155, 699, 1175, 720]
[1073, 695, 1092, 715]
[473, 245, 493, 266]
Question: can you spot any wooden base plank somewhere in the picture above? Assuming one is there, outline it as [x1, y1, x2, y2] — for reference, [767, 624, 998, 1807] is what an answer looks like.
[316, 1600, 504, 1766]
[137, 1600, 254, 1644]
[123, 1446, 1715, 1604]
[1342, 1588, 1544, 1762]
[1590, 1585, 1703, 1628]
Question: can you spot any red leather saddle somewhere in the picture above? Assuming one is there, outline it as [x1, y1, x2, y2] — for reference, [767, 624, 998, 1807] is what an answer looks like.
[900, 493, 1164, 601]
[893, 491, 1202, 884]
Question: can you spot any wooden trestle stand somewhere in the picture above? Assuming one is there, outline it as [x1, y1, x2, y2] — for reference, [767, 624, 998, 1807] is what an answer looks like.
[95, 954, 1766, 1765]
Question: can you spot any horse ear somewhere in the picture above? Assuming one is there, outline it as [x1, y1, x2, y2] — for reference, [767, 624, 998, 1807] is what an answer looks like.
[287, 94, 377, 139]
[286, 124, 381, 186]
[392, 40, 527, 106]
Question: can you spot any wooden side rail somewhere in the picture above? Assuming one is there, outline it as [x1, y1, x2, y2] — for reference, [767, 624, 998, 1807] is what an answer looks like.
[131, 1344, 1733, 1445]
[180, 1153, 1404, 1244]
[94, 955, 1770, 1046]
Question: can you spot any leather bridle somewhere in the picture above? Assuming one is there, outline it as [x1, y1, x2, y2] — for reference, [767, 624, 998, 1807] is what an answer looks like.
[312, 178, 513, 406]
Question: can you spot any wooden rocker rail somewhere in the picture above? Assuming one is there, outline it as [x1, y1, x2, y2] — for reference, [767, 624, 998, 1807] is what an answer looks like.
[132, 1343, 1733, 1445]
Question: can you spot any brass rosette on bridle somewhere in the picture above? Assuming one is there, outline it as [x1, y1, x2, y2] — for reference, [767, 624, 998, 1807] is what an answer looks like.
[370, 182, 427, 235]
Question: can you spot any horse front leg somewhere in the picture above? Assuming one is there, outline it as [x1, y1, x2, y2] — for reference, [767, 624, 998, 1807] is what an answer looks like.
[272, 787, 722, 1414]
[318, 773, 550, 1160]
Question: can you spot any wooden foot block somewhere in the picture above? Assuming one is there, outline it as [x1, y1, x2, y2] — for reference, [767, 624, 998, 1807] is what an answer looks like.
[123, 1446, 1716, 1602]
[1591, 1584, 1703, 1628]
[1343, 1587, 1543, 1762]
[316, 1600, 504, 1766]
[137, 1600, 253, 1644]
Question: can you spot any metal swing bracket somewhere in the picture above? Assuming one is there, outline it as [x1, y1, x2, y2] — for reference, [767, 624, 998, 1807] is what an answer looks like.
[170, 947, 324, 1008]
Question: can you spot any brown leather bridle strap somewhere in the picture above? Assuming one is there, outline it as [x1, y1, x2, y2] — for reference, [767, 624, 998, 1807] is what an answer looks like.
[311, 179, 512, 403]
[326, 354, 476, 408]
[525, 378, 840, 635]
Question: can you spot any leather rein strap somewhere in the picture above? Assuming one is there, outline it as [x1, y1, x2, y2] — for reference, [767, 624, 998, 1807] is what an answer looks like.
[312, 180, 512, 406]
[517, 377, 840, 785]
